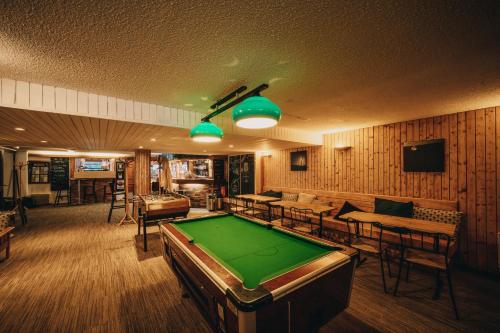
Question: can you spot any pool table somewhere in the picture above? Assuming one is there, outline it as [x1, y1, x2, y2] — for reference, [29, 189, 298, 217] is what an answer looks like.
[159, 213, 357, 333]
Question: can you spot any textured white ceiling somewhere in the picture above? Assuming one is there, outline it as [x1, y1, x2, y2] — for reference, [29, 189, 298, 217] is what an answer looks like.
[1, 0, 499, 132]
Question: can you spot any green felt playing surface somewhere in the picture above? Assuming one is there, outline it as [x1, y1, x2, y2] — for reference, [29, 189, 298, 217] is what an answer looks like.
[172, 215, 334, 289]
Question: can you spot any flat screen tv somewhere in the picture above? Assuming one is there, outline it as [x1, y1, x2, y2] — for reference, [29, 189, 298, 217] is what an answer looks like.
[403, 139, 444, 172]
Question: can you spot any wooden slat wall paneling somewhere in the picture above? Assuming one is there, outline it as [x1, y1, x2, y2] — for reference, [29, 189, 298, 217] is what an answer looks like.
[475, 109, 487, 269]
[457, 112, 468, 264]
[485, 108, 497, 272]
[497, 107, 500, 271]
[263, 106, 500, 273]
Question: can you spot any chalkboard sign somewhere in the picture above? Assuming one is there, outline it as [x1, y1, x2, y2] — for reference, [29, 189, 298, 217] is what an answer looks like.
[50, 157, 69, 190]
[229, 155, 241, 196]
[228, 154, 255, 196]
[213, 159, 225, 184]
[240, 154, 254, 195]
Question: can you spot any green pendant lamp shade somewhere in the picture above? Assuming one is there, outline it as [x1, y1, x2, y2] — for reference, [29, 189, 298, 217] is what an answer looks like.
[190, 121, 223, 142]
[232, 96, 282, 129]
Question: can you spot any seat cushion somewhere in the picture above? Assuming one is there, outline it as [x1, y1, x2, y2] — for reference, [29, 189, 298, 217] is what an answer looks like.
[297, 192, 316, 204]
[282, 192, 299, 201]
[374, 197, 414, 218]
[334, 201, 364, 222]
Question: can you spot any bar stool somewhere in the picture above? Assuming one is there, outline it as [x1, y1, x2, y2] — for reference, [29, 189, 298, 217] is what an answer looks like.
[107, 181, 126, 223]
[82, 179, 97, 203]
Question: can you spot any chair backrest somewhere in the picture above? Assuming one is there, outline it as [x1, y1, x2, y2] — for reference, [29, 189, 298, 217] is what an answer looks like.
[404, 229, 454, 258]
[345, 219, 411, 250]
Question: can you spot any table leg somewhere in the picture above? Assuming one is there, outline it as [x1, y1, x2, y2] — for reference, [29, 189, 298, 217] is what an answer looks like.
[281, 206, 284, 225]
[267, 204, 271, 222]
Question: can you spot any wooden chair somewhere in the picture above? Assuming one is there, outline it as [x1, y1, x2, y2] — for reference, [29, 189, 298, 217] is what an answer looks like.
[393, 230, 460, 319]
[345, 219, 401, 293]
[289, 207, 319, 235]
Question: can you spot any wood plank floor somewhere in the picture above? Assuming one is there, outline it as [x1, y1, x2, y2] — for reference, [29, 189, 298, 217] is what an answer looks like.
[1, 204, 499, 333]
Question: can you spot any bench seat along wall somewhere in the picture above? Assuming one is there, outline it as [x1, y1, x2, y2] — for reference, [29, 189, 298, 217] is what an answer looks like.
[262, 106, 500, 274]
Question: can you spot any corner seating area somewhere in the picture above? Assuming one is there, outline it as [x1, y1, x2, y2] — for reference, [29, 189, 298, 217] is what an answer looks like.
[228, 186, 463, 319]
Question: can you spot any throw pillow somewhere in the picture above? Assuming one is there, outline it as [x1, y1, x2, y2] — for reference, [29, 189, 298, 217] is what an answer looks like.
[374, 198, 413, 218]
[259, 190, 282, 198]
[334, 201, 364, 222]
[282, 192, 299, 201]
[297, 192, 316, 204]
[413, 207, 463, 225]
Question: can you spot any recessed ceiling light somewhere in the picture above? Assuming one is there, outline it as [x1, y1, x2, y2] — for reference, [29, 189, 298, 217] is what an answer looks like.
[203, 150, 207, 153]
[229, 144, 234, 148]
[138, 146, 143, 149]
[15, 146, 20, 149]
[14, 127, 25, 131]
[184, 103, 193, 107]
[200, 97, 208, 101]
[150, 138, 156, 142]
[40, 140, 47, 143]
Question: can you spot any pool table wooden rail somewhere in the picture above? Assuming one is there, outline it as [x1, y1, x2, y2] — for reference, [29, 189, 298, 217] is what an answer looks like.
[159, 214, 358, 333]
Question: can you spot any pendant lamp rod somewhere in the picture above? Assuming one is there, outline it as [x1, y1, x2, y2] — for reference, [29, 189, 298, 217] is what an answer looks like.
[202, 83, 269, 122]
[210, 85, 248, 110]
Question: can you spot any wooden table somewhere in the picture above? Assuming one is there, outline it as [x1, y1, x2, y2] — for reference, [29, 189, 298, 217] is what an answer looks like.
[339, 211, 456, 237]
[269, 200, 335, 237]
[235, 194, 281, 203]
[235, 195, 281, 220]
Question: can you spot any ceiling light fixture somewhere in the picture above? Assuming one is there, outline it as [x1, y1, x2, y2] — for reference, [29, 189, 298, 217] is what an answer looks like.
[15, 127, 25, 131]
[189, 83, 281, 142]
[41, 140, 47, 143]
[232, 95, 281, 129]
[189, 120, 223, 143]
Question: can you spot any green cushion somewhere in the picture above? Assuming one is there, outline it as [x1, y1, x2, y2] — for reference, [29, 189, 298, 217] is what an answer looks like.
[374, 198, 413, 218]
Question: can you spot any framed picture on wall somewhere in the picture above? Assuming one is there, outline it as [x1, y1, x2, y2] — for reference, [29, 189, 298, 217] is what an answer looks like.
[290, 151, 307, 171]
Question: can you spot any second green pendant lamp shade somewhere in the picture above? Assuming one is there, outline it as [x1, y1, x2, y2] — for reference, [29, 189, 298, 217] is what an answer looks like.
[190, 84, 281, 142]
[232, 96, 282, 129]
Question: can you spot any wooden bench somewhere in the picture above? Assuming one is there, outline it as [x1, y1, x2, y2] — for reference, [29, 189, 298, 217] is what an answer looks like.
[263, 187, 460, 250]
[263, 186, 458, 211]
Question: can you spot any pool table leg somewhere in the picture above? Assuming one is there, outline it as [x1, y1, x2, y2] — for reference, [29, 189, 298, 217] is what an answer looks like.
[281, 206, 284, 225]
[319, 212, 323, 237]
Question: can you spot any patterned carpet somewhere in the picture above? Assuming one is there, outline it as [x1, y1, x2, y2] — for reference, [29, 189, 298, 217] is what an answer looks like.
[0, 204, 499, 333]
